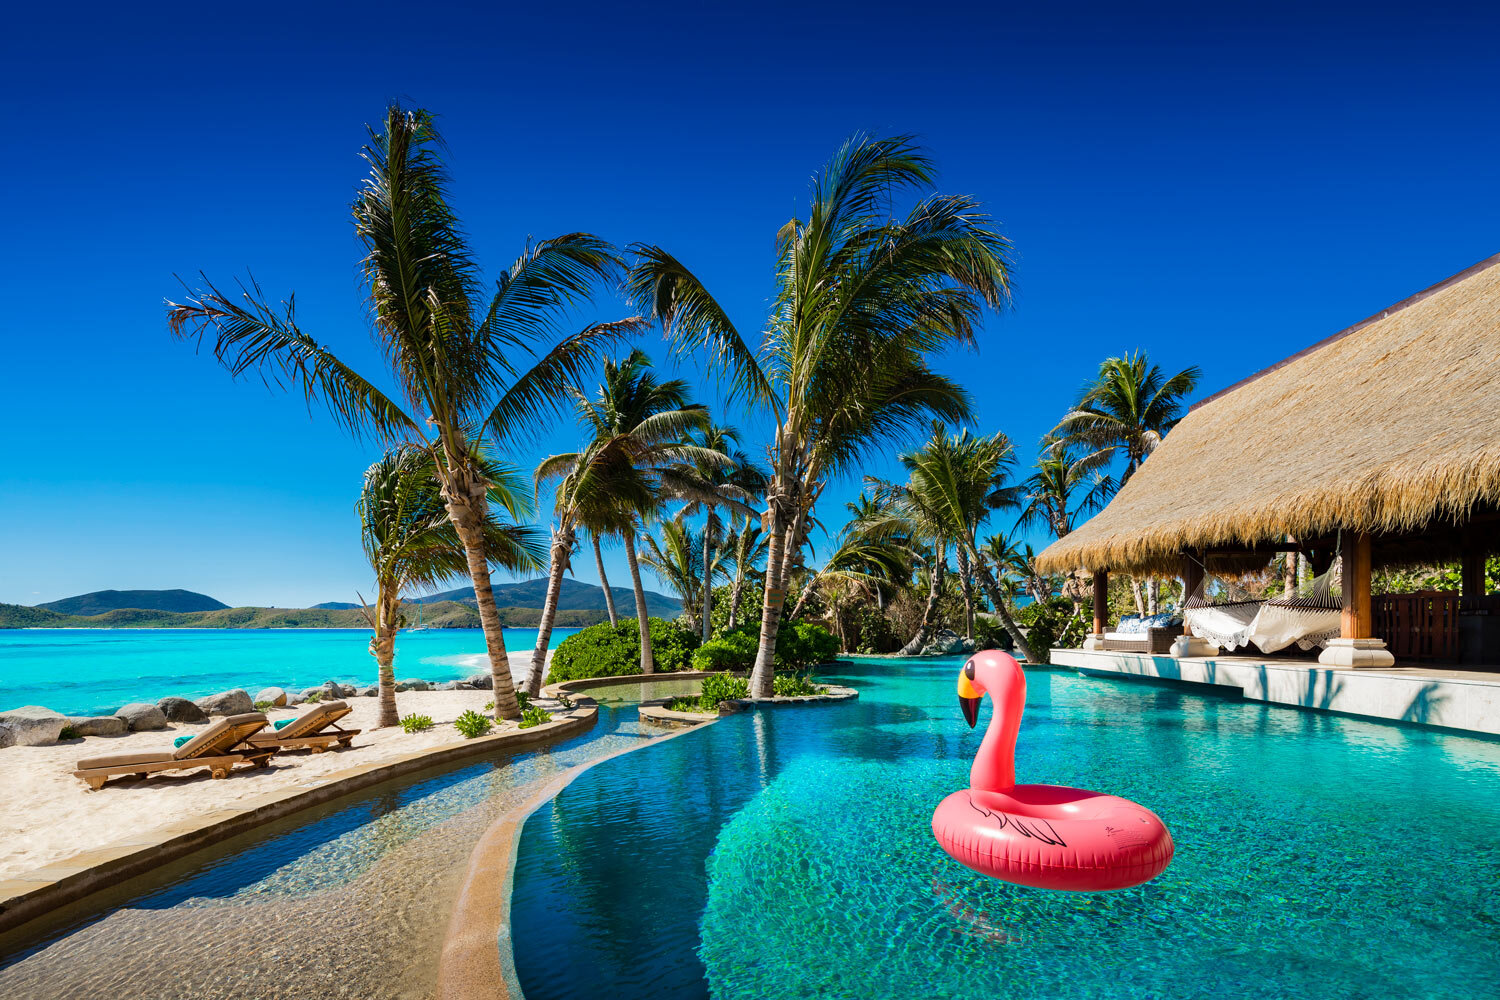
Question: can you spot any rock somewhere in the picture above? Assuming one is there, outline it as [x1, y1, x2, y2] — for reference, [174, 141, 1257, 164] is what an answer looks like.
[116, 702, 169, 731]
[318, 681, 353, 699]
[255, 686, 287, 707]
[0, 706, 67, 745]
[359, 685, 379, 698]
[398, 679, 430, 692]
[922, 629, 972, 656]
[193, 689, 255, 716]
[465, 673, 494, 690]
[66, 715, 128, 737]
[158, 696, 210, 723]
[286, 693, 305, 706]
[0, 725, 13, 749]
[437, 680, 465, 691]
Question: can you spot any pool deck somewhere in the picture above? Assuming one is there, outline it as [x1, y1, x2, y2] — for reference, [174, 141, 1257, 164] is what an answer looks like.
[1048, 648, 1500, 736]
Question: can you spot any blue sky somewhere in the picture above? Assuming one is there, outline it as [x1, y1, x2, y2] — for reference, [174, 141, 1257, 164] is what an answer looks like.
[2, 1, 1497, 608]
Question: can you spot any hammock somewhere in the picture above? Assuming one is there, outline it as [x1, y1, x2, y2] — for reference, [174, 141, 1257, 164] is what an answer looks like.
[1183, 550, 1343, 654]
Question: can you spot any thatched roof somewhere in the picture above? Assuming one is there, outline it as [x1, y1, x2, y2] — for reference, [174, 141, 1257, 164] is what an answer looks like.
[1036, 252, 1500, 575]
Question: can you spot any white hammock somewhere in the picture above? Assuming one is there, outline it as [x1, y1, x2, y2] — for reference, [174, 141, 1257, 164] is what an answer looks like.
[1184, 601, 1261, 651]
[1247, 598, 1343, 653]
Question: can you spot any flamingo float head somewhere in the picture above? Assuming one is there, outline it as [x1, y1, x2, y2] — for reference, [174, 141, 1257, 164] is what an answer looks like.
[955, 650, 1027, 790]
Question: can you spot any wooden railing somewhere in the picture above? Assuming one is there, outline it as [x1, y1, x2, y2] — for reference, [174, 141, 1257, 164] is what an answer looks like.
[1372, 591, 1460, 661]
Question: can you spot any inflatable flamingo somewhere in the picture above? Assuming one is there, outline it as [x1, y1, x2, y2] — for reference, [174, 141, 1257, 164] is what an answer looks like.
[931, 651, 1174, 892]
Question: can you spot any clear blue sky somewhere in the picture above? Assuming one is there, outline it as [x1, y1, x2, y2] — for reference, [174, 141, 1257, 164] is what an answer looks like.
[2, 1, 1497, 608]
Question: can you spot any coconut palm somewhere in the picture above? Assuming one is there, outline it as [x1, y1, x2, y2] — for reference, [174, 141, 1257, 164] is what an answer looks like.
[723, 521, 768, 630]
[1017, 434, 1117, 539]
[1055, 352, 1201, 483]
[640, 512, 720, 630]
[358, 445, 542, 727]
[525, 350, 716, 692]
[669, 423, 766, 641]
[168, 106, 640, 719]
[787, 520, 914, 620]
[873, 424, 1036, 663]
[628, 135, 1013, 696]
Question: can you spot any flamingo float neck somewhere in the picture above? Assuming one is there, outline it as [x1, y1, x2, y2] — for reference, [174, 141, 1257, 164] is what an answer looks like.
[961, 653, 1025, 792]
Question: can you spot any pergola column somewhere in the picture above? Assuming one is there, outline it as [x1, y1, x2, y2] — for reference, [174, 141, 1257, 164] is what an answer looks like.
[1318, 532, 1394, 668]
[1171, 551, 1217, 658]
[1083, 570, 1108, 650]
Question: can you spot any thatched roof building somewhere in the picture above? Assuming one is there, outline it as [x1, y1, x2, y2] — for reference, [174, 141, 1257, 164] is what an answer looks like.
[1036, 252, 1500, 577]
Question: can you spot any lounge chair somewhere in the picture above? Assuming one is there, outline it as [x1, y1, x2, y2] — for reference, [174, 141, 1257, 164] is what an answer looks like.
[246, 700, 360, 754]
[73, 712, 276, 790]
[1100, 623, 1185, 654]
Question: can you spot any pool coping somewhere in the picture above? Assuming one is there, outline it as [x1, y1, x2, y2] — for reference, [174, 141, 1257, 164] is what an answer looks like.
[0, 697, 600, 939]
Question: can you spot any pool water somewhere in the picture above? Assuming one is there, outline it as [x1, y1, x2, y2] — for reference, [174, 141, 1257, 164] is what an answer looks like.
[510, 657, 1500, 1000]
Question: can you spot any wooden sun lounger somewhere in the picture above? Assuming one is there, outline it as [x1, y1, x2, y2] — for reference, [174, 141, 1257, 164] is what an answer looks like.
[245, 701, 361, 754]
[73, 712, 276, 790]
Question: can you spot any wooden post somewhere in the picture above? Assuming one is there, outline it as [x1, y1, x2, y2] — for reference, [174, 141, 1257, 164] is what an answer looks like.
[1460, 541, 1485, 602]
[1340, 532, 1373, 639]
[1180, 553, 1203, 606]
[1092, 571, 1107, 635]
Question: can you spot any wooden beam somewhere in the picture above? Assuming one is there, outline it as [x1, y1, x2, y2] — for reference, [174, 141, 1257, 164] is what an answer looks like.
[1461, 531, 1486, 598]
[1092, 571, 1108, 636]
[1180, 553, 1203, 604]
[1341, 532, 1373, 639]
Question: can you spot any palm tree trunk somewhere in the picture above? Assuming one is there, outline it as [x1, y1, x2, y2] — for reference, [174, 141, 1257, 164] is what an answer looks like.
[728, 520, 748, 629]
[1129, 575, 1146, 616]
[749, 502, 791, 699]
[901, 555, 945, 655]
[789, 577, 816, 620]
[623, 531, 655, 674]
[1147, 576, 1159, 615]
[527, 525, 574, 696]
[372, 587, 399, 728]
[449, 500, 522, 720]
[700, 511, 715, 642]
[593, 534, 618, 626]
[956, 547, 974, 640]
[974, 556, 1039, 664]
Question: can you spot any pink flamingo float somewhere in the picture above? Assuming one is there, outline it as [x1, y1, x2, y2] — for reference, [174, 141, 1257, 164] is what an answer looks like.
[931, 651, 1174, 892]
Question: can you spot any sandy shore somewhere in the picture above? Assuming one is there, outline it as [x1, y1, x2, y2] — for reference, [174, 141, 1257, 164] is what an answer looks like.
[0, 651, 553, 882]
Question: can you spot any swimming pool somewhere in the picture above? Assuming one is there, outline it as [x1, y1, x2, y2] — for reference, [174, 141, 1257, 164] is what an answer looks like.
[510, 657, 1500, 1000]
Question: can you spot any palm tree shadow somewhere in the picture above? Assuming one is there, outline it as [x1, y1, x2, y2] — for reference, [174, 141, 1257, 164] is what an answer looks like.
[1401, 682, 1446, 724]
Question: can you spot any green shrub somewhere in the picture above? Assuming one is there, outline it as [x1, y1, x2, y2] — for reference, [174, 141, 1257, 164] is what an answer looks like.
[772, 674, 822, 698]
[691, 626, 758, 671]
[453, 709, 493, 739]
[1014, 597, 1088, 659]
[546, 617, 701, 684]
[973, 617, 1014, 652]
[59, 725, 80, 741]
[846, 603, 900, 654]
[517, 705, 550, 729]
[400, 714, 434, 733]
[253, 700, 274, 712]
[665, 695, 710, 713]
[698, 671, 750, 710]
[515, 690, 531, 711]
[305, 692, 322, 704]
[777, 622, 838, 669]
[557, 693, 574, 710]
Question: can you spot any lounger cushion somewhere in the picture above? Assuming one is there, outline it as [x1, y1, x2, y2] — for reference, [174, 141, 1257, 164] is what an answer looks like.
[76, 751, 176, 769]
[273, 701, 348, 740]
[172, 712, 268, 760]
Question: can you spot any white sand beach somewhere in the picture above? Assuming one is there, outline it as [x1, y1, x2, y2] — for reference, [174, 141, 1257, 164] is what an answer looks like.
[0, 651, 555, 882]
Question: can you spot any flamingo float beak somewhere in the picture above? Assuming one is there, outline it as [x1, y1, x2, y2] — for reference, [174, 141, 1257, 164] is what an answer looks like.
[957, 667, 982, 729]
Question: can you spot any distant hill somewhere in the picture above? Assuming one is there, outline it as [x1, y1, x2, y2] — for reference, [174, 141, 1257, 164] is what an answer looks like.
[0, 600, 606, 630]
[37, 589, 230, 615]
[311, 601, 360, 610]
[416, 577, 680, 616]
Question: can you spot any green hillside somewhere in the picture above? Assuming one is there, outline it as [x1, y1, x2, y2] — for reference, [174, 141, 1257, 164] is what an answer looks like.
[38, 588, 230, 615]
[0, 601, 604, 630]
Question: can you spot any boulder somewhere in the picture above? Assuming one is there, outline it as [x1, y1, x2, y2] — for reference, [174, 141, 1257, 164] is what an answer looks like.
[398, 679, 430, 692]
[66, 715, 128, 738]
[286, 693, 306, 706]
[116, 702, 169, 732]
[465, 673, 494, 690]
[922, 629, 972, 656]
[437, 680, 465, 691]
[359, 685, 379, 698]
[255, 687, 288, 707]
[194, 689, 255, 717]
[393, 682, 409, 693]
[0, 725, 13, 749]
[0, 706, 67, 745]
[158, 696, 210, 723]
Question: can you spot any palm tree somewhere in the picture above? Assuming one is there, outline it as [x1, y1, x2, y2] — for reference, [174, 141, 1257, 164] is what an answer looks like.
[628, 135, 1013, 697]
[358, 445, 542, 727]
[1056, 352, 1201, 483]
[640, 512, 719, 630]
[167, 106, 639, 720]
[723, 521, 768, 630]
[1017, 434, 1116, 538]
[787, 519, 914, 620]
[983, 533, 1051, 607]
[873, 424, 1037, 663]
[525, 350, 715, 692]
[669, 423, 765, 642]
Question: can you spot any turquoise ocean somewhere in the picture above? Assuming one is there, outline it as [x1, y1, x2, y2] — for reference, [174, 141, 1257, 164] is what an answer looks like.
[0, 628, 581, 716]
